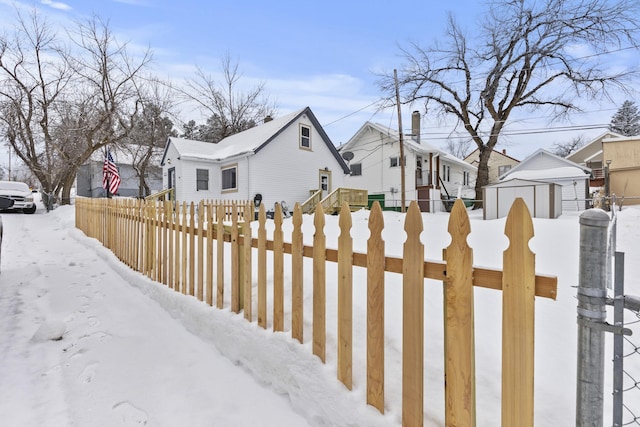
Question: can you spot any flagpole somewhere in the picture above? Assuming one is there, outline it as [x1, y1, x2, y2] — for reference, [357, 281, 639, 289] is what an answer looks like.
[105, 147, 111, 199]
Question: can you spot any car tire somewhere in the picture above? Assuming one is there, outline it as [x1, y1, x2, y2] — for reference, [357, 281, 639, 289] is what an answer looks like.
[23, 205, 36, 214]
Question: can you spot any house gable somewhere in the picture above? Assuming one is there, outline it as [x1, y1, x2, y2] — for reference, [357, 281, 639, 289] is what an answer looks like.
[566, 131, 624, 165]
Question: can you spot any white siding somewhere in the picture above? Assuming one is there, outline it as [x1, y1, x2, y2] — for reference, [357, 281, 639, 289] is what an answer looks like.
[245, 116, 346, 210]
[558, 178, 588, 211]
[344, 130, 418, 209]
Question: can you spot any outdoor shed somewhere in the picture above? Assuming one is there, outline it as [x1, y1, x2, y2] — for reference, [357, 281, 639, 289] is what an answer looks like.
[483, 178, 562, 220]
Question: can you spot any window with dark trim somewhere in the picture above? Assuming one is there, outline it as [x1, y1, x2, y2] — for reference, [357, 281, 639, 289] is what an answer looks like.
[463, 170, 470, 186]
[442, 164, 450, 182]
[350, 163, 362, 176]
[196, 168, 209, 190]
[390, 156, 406, 167]
[300, 124, 311, 149]
[221, 165, 237, 191]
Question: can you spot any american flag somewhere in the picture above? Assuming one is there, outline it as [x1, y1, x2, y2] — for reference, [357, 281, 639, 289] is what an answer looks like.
[102, 150, 121, 195]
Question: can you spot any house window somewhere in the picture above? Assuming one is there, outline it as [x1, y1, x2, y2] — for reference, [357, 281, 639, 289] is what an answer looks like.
[300, 124, 311, 149]
[221, 165, 237, 192]
[442, 164, 450, 182]
[390, 156, 406, 167]
[350, 163, 362, 176]
[196, 168, 209, 191]
[463, 171, 470, 186]
[498, 165, 512, 176]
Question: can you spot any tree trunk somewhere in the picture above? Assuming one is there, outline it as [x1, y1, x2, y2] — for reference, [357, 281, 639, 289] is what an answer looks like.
[473, 147, 491, 209]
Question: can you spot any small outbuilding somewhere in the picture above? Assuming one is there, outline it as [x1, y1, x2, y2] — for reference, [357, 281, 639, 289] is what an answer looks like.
[483, 178, 562, 220]
[498, 149, 591, 212]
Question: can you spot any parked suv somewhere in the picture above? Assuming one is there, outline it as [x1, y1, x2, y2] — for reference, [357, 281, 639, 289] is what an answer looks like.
[0, 181, 37, 214]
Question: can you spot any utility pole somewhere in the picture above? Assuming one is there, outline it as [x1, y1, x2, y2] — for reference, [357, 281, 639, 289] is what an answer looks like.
[394, 69, 406, 213]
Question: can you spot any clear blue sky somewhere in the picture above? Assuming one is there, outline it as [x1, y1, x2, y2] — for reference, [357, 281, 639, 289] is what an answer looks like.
[0, 0, 636, 161]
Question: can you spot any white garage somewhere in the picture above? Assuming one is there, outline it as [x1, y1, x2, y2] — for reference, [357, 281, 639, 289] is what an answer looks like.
[483, 178, 562, 220]
[497, 149, 591, 213]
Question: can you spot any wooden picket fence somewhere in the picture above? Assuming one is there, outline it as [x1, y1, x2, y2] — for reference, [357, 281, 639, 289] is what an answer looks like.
[74, 196, 557, 427]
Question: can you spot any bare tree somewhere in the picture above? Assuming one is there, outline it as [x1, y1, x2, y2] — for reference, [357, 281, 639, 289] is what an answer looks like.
[551, 135, 587, 157]
[122, 78, 177, 197]
[177, 53, 277, 142]
[0, 10, 153, 204]
[445, 138, 473, 159]
[0, 8, 73, 198]
[382, 0, 640, 205]
[60, 16, 152, 201]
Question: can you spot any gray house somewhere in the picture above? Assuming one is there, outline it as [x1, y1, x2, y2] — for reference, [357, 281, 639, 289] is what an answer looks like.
[77, 146, 163, 198]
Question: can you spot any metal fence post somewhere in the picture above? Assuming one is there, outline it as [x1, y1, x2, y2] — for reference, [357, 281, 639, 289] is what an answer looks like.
[577, 209, 610, 427]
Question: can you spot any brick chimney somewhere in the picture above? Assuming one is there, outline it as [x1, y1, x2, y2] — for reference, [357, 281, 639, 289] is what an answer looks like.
[411, 110, 420, 143]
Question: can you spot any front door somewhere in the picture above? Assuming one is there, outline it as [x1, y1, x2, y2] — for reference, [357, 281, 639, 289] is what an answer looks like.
[319, 169, 332, 198]
[168, 167, 176, 200]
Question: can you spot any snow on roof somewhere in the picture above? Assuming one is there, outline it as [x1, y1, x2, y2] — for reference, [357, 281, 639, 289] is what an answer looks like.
[169, 109, 304, 162]
[485, 178, 558, 188]
[506, 166, 590, 181]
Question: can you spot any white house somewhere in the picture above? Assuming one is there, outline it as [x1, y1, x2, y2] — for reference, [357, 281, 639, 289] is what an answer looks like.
[499, 148, 591, 211]
[160, 107, 350, 210]
[340, 111, 477, 212]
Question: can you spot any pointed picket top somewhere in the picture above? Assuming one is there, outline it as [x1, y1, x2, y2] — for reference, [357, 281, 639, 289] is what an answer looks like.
[274, 201, 283, 228]
[504, 197, 534, 251]
[368, 201, 384, 241]
[314, 201, 325, 231]
[404, 200, 423, 237]
[258, 199, 267, 225]
[447, 199, 471, 248]
[339, 201, 352, 236]
[292, 202, 302, 230]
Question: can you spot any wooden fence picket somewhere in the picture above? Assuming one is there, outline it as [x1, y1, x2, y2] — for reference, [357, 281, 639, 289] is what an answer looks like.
[196, 201, 204, 301]
[207, 203, 214, 306]
[165, 200, 178, 289]
[258, 203, 267, 328]
[367, 201, 385, 413]
[273, 203, 284, 331]
[216, 204, 224, 308]
[231, 203, 240, 313]
[188, 202, 196, 297]
[243, 202, 253, 321]
[337, 202, 353, 390]
[403, 201, 424, 427]
[444, 199, 476, 426]
[313, 203, 326, 363]
[291, 203, 304, 343]
[181, 202, 188, 295]
[502, 198, 535, 427]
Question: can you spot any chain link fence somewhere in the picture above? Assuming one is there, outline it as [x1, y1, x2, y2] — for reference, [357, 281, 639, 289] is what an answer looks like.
[618, 304, 640, 426]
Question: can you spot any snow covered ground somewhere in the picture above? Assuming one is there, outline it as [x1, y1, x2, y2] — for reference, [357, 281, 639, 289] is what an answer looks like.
[0, 200, 639, 426]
